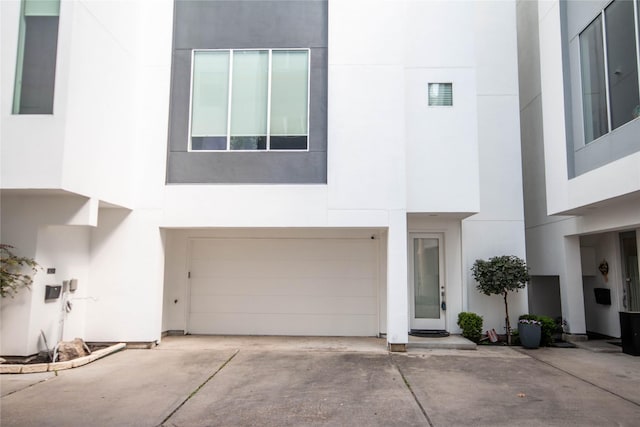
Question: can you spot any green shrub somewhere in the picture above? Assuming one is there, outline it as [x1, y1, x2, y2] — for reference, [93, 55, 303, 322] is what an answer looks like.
[457, 312, 483, 343]
[537, 316, 556, 346]
[518, 314, 555, 346]
[1, 244, 39, 298]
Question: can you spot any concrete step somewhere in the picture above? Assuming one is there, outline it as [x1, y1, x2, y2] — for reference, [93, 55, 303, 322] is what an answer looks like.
[408, 334, 476, 350]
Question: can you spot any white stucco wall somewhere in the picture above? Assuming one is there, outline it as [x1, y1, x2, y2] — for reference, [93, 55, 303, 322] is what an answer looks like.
[85, 208, 165, 343]
[1, 0, 173, 354]
[517, 0, 640, 337]
[537, 1, 640, 216]
[2, 0, 528, 353]
[0, 196, 94, 355]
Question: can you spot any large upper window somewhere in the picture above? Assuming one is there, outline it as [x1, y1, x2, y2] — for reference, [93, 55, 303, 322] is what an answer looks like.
[190, 49, 309, 151]
[12, 0, 60, 114]
[579, 0, 640, 144]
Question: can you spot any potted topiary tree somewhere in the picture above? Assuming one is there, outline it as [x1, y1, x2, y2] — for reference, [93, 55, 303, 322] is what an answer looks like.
[471, 255, 529, 345]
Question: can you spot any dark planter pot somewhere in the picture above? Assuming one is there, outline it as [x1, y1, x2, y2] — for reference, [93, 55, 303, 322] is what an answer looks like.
[518, 323, 541, 349]
[619, 311, 640, 356]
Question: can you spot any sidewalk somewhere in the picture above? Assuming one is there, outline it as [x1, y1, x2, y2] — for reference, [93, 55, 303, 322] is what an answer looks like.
[2, 336, 639, 426]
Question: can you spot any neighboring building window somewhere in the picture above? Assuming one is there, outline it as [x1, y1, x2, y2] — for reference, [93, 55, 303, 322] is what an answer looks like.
[579, 0, 640, 144]
[190, 49, 309, 151]
[428, 83, 453, 106]
[12, 0, 60, 114]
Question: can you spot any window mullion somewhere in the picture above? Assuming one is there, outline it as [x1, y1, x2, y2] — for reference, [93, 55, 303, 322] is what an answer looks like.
[226, 50, 234, 151]
[266, 50, 273, 150]
[602, 11, 613, 132]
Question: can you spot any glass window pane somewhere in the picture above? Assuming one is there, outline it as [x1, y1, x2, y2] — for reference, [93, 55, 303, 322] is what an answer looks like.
[230, 50, 268, 150]
[580, 15, 608, 143]
[605, 0, 640, 130]
[13, 0, 60, 114]
[191, 51, 229, 143]
[13, 10, 59, 114]
[428, 83, 452, 106]
[270, 50, 309, 140]
[414, 238, 440, 319]
[24, 0, 60, 16]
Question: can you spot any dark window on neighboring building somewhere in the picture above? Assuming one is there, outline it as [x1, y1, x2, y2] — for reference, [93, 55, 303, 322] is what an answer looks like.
[13, 0, 60, 115]
[579, 0, 640, 144]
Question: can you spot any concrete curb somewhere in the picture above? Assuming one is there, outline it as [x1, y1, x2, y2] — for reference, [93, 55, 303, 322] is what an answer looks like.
[0, 343, 126, 374]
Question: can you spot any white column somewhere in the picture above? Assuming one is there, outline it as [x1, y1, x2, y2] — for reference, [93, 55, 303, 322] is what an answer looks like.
[560, 235, 587, 334]
[387, 210, 408, 346]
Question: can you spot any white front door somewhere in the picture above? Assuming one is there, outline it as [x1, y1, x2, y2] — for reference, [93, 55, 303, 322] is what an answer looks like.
[409, 234, 446, 330]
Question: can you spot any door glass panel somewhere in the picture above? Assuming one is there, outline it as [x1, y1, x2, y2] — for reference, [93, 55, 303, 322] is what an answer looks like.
[414, 238, 440, 318]
[621, 232, 639, 311]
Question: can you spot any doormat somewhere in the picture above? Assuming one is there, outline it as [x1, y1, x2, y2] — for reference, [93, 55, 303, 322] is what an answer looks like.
[410, 329, 450, 338]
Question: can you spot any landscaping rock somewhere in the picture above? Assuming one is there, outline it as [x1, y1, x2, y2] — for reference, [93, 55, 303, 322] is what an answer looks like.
[57, 338, 90, 362]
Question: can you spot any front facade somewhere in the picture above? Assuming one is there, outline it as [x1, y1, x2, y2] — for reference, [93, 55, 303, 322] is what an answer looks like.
[1, 0, 526, 356]
[517, 0, 640, 338]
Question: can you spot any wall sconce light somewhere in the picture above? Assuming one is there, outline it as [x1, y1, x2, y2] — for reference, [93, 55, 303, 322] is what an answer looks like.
[598, 259, 609, 282]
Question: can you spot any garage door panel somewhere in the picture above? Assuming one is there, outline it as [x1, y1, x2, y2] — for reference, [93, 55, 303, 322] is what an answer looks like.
[191, 239, 376, 262]
[191, 276, 377, 298]
[188, 237, 379, 336]
[190, 258, 376, 280]
[190, 295, 377, 315]
[189, 313, 377, 336]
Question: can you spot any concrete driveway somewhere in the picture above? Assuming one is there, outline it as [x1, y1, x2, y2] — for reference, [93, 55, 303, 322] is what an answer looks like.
[1, 336, 640, 426]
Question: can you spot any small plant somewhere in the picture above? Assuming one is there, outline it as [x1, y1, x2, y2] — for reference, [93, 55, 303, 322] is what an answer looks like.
[519, 314, 555, 346]
[457, 312, 483, 343]
[472, 255, 529, 345]
[0, 244, 40, 298]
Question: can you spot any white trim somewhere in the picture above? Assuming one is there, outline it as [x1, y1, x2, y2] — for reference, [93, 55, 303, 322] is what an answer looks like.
[226, 50, 234, 150]
[187, 50, 196, 151]
[601, 10, 613, 133]
[266, 50, 272, 150]
[185, 239, 194, 334]
[187, 48, 311, 153]
[306, 47, 311, 142]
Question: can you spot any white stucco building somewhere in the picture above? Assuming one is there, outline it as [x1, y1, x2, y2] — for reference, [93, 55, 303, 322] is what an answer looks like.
[517, 0, 640, 339]
[1, 0, 527, 356]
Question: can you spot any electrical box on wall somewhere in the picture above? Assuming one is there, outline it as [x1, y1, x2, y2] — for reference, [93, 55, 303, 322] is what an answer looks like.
[45, 285, 62, 301]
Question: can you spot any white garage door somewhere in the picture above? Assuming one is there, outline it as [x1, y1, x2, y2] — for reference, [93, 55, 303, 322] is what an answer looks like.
[188, 238, 379, 336]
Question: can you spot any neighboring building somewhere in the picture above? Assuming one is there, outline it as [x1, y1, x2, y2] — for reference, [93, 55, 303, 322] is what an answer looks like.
[517, 0, 640, 339]
[1, 0, 526, 356]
